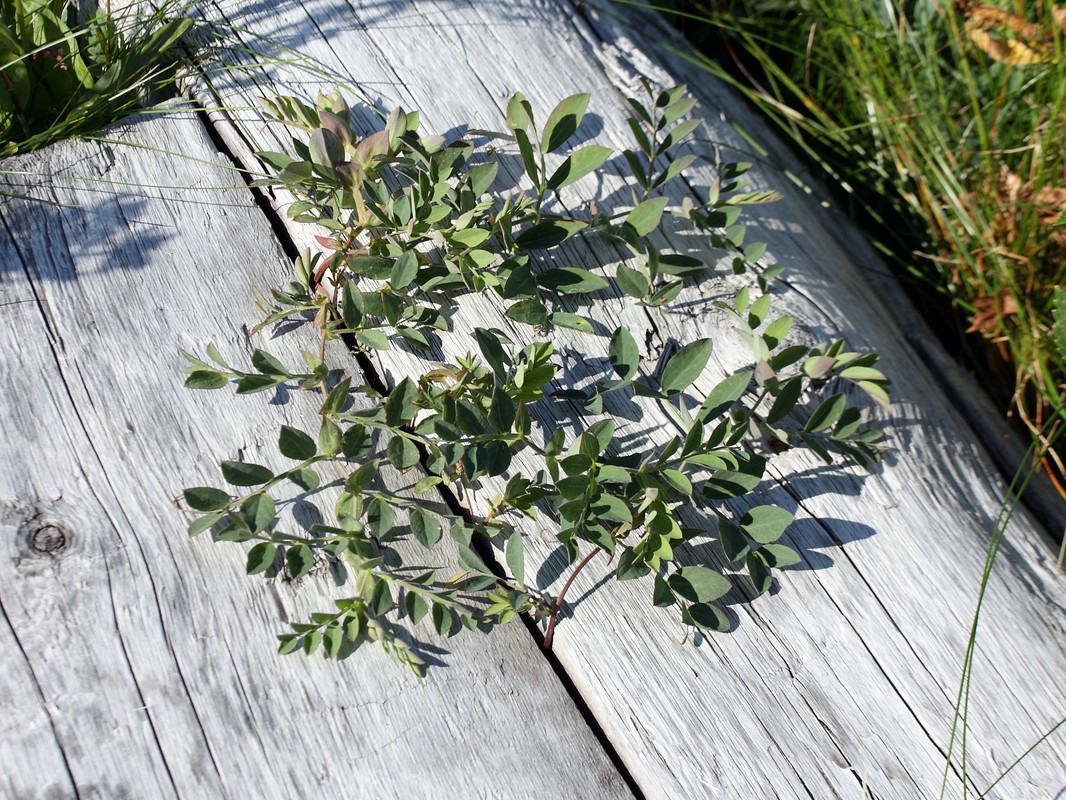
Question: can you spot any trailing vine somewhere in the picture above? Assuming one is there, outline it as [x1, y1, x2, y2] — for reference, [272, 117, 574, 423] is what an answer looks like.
[181, 82, 890, 674]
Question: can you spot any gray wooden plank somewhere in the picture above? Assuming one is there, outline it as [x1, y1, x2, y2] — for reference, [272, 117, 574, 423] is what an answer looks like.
[0, 111, 631, 799]
[169, 1, 1066, 797]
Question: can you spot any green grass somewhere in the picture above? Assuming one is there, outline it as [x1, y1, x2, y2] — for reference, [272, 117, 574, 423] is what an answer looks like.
[632, 0, 1066, 495]
[0, 0, 197, 154]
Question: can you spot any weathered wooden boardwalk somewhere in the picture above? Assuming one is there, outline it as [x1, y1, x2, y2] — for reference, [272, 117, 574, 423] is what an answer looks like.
[2, 2, 1064, 798]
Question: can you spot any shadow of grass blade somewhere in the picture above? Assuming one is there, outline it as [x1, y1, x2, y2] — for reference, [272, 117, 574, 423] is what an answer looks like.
[0, 0, 199, 155]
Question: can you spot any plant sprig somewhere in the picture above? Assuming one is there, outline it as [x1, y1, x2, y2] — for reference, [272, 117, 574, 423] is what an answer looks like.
[182, 84, 890, 674]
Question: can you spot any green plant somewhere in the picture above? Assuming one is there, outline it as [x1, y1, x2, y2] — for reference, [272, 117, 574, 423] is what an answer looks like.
[181, 83, 890, 674]
[635, 0, 1066, 497]
[0, 0, 195, 154]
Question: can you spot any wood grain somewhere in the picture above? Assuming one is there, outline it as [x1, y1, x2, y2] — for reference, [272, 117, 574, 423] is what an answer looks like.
[0, 111, 630, 799]
[182, 1, 1066, 798]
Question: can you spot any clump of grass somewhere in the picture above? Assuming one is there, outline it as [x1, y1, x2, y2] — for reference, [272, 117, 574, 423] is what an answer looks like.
[640, 0, 1066, 494]
[0, 0, 196, 154]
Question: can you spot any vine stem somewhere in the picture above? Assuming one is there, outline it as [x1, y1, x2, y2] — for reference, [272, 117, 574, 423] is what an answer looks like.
[543, 546, 603, 650]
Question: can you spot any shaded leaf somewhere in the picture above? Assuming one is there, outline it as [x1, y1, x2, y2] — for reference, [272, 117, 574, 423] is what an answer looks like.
[184, 487, 231, 512]
[668, 566, 731, 603]
[537, 267, 609, 294]
[286, 543, 314, 579]
[221, 461, 274, 487]
[542, 93, 589, 153]
[546, 144, 613, 190]
[661, 338, 713, 395]
[683, 602, 731, 632]
[279, 425, 316, 460]
[515, 219, 587, 250]
[804, 394, 847, 433]
[246, 542, 277, 575]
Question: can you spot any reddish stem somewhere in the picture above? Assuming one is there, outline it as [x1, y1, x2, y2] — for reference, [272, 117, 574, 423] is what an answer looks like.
[543, 547, 602, 650]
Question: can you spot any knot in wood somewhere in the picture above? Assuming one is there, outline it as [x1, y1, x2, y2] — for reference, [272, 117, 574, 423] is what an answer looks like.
[31, 524, 66, 554]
